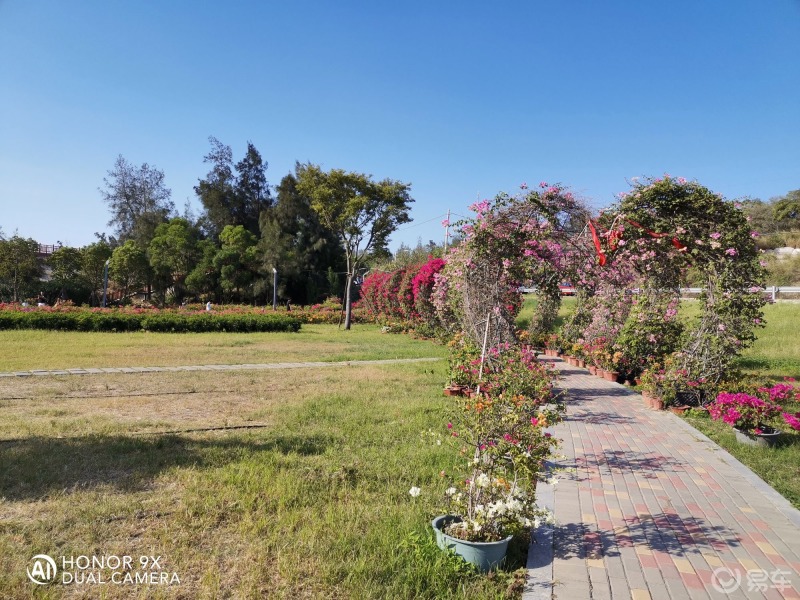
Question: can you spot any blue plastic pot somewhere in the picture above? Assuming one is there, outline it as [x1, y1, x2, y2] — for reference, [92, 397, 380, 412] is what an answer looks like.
[431, 515, 512, 572]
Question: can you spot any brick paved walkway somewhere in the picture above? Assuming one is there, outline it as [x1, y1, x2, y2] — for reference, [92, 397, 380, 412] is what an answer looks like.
[525, 357, 800, 600]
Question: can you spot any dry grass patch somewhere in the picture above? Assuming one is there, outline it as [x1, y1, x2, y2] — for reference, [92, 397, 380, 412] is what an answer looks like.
[0, 369, 370, 440]
[1, 361, 525, 599]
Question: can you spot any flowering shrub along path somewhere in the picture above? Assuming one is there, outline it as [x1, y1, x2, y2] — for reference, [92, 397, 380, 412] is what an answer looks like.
[527, 357, 800, 600]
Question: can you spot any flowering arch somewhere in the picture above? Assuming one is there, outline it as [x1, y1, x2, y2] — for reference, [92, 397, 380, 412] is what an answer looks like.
[435, 184, 589, 348]
[600, 176, 767, 384]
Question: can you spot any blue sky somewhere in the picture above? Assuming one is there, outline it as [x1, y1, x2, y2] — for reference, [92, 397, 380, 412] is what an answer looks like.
[1, 0, 799, 250]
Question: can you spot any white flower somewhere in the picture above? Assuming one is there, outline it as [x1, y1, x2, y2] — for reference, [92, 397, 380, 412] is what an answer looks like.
[475, 473, 491, 488]
[445, 487, 457, 496]
[475, 504, 485, 514]
[408, 486, 421, 497]
[506, 498, 523, 513]
[549, 477, 559, 485]
[454, 493, 462, 502]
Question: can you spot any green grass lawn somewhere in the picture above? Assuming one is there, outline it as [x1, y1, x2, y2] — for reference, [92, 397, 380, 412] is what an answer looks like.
[0, 324, 448, 372]
[0, 333, 526, 599]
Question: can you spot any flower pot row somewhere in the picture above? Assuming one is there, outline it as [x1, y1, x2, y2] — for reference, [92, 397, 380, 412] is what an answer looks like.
[641, 390, 665, 410]
[443, 385, 485, 398]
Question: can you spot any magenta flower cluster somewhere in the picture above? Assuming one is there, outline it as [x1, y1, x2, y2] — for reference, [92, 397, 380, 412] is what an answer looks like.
[708, 392, 782, 433]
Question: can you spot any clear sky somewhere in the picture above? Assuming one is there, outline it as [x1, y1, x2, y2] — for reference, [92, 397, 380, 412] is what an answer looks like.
[1, 0, 799, 250]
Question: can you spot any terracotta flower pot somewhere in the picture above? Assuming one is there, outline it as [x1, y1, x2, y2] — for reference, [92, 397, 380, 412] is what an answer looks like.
[603, 370, 619, 382]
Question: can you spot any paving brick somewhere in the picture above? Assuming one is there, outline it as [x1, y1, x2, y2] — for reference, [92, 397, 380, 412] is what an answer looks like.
[537, 357, 800, 600]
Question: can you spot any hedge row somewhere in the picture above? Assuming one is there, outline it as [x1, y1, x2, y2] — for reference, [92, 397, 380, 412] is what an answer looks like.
[0, 310, 302, 333]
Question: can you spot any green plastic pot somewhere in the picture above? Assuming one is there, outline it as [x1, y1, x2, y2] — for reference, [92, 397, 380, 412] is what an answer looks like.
[431, 515, 512, 572]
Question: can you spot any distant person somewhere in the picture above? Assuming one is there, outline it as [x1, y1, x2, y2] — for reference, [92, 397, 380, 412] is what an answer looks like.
[206, 301, 212, 312]
[37, 292, 47, 307]
[286, 299, 291, 311]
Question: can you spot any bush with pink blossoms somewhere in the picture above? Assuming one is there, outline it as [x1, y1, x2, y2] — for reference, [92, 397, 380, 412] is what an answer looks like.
[708, 392, 782, 433]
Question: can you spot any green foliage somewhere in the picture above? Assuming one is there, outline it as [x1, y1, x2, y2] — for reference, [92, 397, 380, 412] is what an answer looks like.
[79, 240, 113, 306]
[99, 154, 174, 246]
[0, 236, 42, 302]
[148, 217, 202, 302]
[194, 137, 272, 240]
[295, 163, 414, 329]
[257, 173, 345, 305]
[762, 254, 800, 286]
[0, 307, 301, 333]
[214, 225, 258, 300]
[772, 190, 800, 231]
[109, 240, 151, 298]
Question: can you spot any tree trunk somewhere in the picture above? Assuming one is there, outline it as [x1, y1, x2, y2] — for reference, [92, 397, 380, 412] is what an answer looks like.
[344, 274, 353, 330]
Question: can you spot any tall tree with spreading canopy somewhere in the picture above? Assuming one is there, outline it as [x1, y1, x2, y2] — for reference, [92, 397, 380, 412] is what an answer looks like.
[109, 240, 151, 299]
[213, 225, 259, 301]
[195, 137, 272, 239]
[295, 164, 413, 329]
[148, 218, 202, 304]
[99, 155, 174, 247]
[0, 235, 42, 302]
[48, 246, 87, 302]
[80, 241, 113, 306]
[258, 173, 345, 304]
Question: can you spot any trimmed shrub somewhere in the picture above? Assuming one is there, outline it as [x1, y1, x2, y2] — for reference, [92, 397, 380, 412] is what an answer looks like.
[0, 306, 301, 333]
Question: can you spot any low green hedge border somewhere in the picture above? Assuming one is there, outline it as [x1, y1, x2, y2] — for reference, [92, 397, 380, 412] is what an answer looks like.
[0, 311, 301, 333]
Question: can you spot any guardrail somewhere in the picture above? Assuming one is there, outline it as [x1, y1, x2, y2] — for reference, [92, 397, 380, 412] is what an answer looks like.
[521, 286, 800, 301]
[36, 244, 62, 256]
[680, 286, 800, 301]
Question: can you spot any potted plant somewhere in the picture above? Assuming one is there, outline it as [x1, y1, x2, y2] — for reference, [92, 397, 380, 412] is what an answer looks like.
[434, 344, 562, 570]
[445, 333, 481, 396]
[707, 392, 783, 447]
[638, 367, 664, 409]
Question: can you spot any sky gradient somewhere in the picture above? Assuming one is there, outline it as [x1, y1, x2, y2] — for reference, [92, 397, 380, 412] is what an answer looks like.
[1, 0, 799, 250]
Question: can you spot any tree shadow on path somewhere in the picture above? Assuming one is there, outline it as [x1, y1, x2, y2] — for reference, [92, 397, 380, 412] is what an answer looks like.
[554, 511, 741, 561]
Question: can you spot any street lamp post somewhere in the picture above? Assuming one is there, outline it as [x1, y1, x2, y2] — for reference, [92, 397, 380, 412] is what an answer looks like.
[272, 268, 278, 310]
[102, 258, 111, 308]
